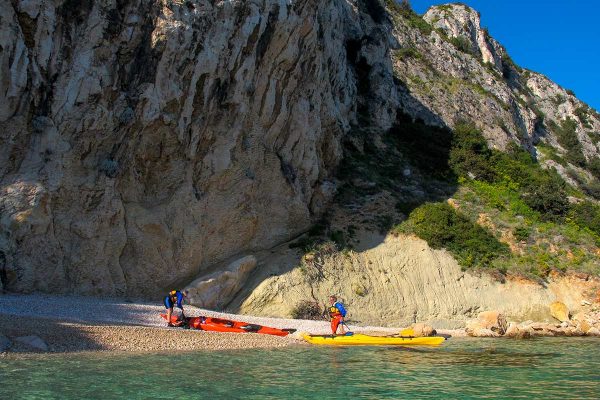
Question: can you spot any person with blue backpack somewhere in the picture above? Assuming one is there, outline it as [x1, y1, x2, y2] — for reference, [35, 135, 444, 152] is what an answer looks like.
[164, 289, 188, 326]
[328, 295, 347, 335]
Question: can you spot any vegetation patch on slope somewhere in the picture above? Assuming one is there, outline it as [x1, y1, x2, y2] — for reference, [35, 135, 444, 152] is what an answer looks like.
[393, 202, 509, 269]
[394, 122, 600, 277]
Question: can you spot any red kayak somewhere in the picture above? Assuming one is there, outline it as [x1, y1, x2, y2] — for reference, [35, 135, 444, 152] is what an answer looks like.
[160, 314, 296, 337]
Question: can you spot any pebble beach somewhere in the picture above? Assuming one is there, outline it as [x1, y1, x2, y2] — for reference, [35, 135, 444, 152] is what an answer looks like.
[0, 294, 404, 354]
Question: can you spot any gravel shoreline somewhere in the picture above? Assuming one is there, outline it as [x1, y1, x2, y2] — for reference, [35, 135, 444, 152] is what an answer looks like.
[0, 315, 297, 353]
[0, 294, 417, 354]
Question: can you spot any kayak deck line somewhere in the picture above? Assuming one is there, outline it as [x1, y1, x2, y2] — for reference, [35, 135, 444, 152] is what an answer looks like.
[302, 333, 448, 346]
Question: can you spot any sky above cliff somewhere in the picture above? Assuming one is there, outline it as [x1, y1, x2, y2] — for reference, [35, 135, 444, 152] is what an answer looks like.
[411, 0, 600, 111]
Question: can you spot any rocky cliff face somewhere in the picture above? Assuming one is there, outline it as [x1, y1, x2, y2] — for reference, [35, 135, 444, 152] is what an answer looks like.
[0, 0, 399, 295]
[393, 3, 599, 185]
[1, 1, 598, 299]
[394, 4, 599, 156]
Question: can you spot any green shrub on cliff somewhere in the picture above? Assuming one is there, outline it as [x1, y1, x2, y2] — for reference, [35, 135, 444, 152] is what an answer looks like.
[550, 118, 587, 167]
[449, 122, 496, 181]
[589, 158, 600, 180]
[449, 123, 570, 221]
[574, 106, 592, 129]
[569, 201, 600, 238]
[394, 202, 509, 268]
[449, 35, 473, 54]
[385, 0, 433, 35]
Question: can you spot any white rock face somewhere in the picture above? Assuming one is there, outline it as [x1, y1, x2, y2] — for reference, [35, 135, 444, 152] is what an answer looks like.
[0, 0, 398, 295]
[424, 3, 504, 67]
[185, 255, 257, 309]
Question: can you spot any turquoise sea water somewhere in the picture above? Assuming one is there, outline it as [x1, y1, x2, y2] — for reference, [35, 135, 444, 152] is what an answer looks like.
[1, 337, 599, 399]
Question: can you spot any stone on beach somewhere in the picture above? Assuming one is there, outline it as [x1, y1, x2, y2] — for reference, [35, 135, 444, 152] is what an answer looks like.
[504, 323, 533, 339]
[572, 312, 587, 322]
[14, 335, 48, 351]
[186, 256, 258, 309]
[410, 323, 435, 337]
[466, 310, 507, 337]
[587, 327, 600, 337]
[577, 320, 592, 334]
[0, 334, 11, 352]
[550, 301, 570, 322]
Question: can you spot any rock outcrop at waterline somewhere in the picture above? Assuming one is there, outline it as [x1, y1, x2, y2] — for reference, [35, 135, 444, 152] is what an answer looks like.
[0, 0, 399, 295]
[469, 309, 600, 338]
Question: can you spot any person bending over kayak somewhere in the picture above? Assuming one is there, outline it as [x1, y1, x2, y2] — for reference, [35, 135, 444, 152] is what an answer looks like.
[328, 295, 347, 335]
[164, 290, 188, 327]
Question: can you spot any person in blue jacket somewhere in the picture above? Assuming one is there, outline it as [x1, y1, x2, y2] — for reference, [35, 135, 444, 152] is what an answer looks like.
[328, 295, 347, 335]
[164, 290, 187, 326]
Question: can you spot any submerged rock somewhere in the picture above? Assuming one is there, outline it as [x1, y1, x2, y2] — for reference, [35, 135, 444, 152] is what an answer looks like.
[470, 328, 501, 338]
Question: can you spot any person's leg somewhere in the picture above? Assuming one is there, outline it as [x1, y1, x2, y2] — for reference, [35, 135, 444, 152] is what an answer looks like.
[339, 319, 346, 334]
[331, 316, 341, 335]
[166, 307, 174, 325]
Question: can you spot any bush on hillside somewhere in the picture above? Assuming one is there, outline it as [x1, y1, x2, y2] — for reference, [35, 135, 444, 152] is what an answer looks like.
[488, 143, 535, 184]
[582, 180, 600, 200]
[450, 127, 571, 221]
[514, 227, 531, 242]
[395, 202, 509, 269]
[589, 158, 600, 180]
[494, 146, 570, 220]
[520, 172, 570, 221]
[574, 106, 592, 129]
[569, 201, 600, 237]
[551, 118, 586, 167]
[449, 35, 473, 54]
[449, 122, 496, 181]
[385, 0, 433, 35]
[290, 300, 324, 320]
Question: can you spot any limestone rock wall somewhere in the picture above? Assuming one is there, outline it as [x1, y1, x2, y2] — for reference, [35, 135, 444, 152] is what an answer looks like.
[0, 0, 399, 295]
[234, 235, 600, 328]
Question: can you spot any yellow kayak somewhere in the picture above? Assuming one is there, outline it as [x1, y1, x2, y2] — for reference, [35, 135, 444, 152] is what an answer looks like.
[302, 333, 446, 346]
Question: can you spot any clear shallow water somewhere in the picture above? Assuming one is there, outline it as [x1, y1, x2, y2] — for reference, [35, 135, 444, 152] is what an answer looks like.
[1, 337, 599, 399]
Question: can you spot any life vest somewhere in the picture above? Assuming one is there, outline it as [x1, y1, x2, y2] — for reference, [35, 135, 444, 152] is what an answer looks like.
[329, 305, 341, 319]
